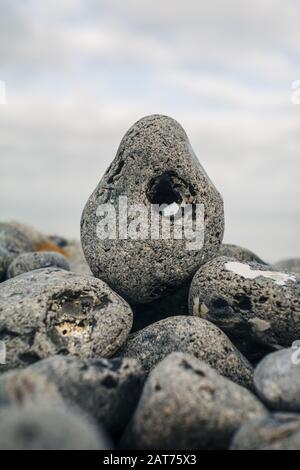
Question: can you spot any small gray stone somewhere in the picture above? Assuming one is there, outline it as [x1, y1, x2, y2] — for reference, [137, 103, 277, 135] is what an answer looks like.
[231, 413, 300, 450]
[81, 114, 224, 304]
[189, 256, 300, 350]
[7, 251, 70, 278]
[118, 316, 253, 389]
[0, 222, 34, 281]
[254, 348, 300, 411]
[274, 258, 300, 275]
[30, 355, 145, 438]
[0, 403, 110, 450]
[0, 268, 133, 370]
[219, 243, 266, 264]
[122, 352, 266, 450]
[0, 368, 62, 407]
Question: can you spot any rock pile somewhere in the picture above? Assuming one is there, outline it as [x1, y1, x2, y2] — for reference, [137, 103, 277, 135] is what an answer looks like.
[0, 115, 299, 450]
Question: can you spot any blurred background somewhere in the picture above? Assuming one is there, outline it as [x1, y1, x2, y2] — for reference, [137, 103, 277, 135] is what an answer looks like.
[0, 0, 299, 263]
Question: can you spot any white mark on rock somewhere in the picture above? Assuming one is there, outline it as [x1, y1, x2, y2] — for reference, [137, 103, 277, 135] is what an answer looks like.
[225, 261, 297, 286]
[162, 202, 180, 217]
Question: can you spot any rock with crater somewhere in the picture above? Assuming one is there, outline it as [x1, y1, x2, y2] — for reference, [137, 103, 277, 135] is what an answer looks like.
[0, 222, 34, 282]
[231, 413, 300, 450]
[189, 256, 300, 350]
[117, 315, 253, 389]
[7, 251, 70, 279]
[81, 114, 224, 304]
[29, 355, 145, 438]
[122, 352, 266, 449]
[254, 347, 300, 411]
[0, 268, 133, 370]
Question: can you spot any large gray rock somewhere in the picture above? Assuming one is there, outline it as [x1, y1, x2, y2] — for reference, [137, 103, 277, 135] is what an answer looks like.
[231, 413, 300, 450]
[254, 348, 300, 411]
[122, 352, 266, 450]
[219, 243, 266, 264]
[0, 403, 110, 450]
[0, 222, 34, 281]
[81, 114, 224, 304]
[118, 316, 253, 389]
[0, 268, 133, 370]
[189, 256, 300, 350]
[7, 251, 70, 278]
[30, 355, 145, 438]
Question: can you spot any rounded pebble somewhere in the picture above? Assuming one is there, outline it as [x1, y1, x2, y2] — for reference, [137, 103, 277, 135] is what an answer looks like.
[0, 403, 110, 450]
[118, 315, 253, 389]
[7, 251, 70, 278]
[0, 222, 34, 281]
[30, 355, 145, 438]
[189, 256, 300, 349]
[231, 413, 300, 450]
[0, 268, 133, 370]
[122, 352, 266, 449]
[254, 347, 300, 411]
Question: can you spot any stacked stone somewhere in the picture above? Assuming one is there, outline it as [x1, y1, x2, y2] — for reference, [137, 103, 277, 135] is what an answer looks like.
[0, 115, 299, 450]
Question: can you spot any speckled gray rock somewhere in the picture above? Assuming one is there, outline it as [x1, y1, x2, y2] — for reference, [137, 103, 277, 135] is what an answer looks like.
[0, 268, 133, 370]
[7, 251, 70, 278]
[30, 355, 145, 438]
[189, 256, 300, 350]
[118, 316, 253, 389]
[274, 258, 300, 275]
[0, 403, 110, 450]
[0, 222, 34, 281]
[0, 369, 62, 407]
[254, 348, 300, 411]
[81, 114, 224, 304]
[231, 413, 300, 450]
[122, 352, 266, 450]
[219, 243, 266, 264]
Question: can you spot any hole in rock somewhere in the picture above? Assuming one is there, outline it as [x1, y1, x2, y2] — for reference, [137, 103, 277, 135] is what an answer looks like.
[147, 172, 183, 206]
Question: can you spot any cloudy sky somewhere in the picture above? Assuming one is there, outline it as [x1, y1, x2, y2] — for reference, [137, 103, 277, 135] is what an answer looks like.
[0, 0, 299, 262]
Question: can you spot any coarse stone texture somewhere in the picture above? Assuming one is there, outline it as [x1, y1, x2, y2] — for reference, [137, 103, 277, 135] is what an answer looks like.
[122, 352, 266, 450]
[117, 316, 253, 389]
[0, 222, 34, 281]
[0, 403, 110, 450]
[0, 268, 133, 370]
[0, 369, 62, 408]
[30, 355, 145, 438]
[219, 243, 266, 264]
[132, 282, 189, 332]
[231, 413, 300, 450]
[254, 348, 300, 411]
[7, 251, 70, 278]
[81, 114, 224, 304]
[189, 256, 300, 350]
[274, 258, 300, 275]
